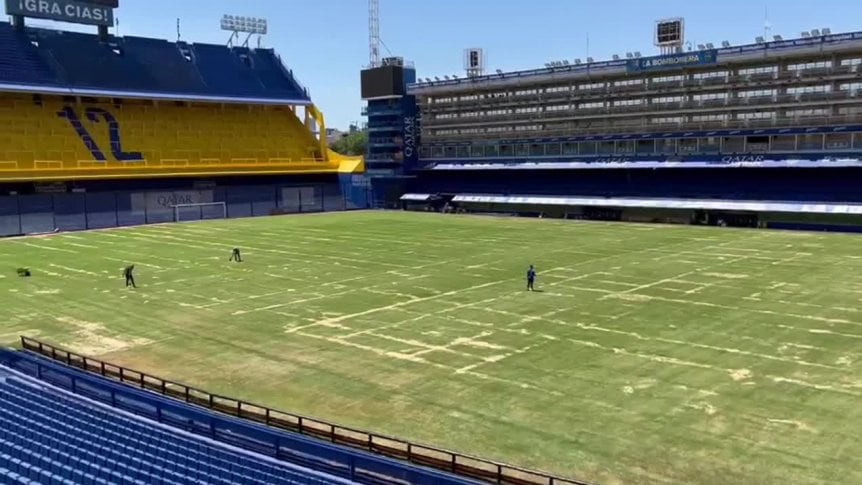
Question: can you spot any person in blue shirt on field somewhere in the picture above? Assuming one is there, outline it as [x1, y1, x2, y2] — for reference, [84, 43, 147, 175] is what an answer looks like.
[527, 265, 536, 291]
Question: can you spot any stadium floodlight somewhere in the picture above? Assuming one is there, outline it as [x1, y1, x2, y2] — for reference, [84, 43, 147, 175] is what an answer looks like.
[563, 60, 569, 65]
[696, 44, 705, 50]
[773, 35, 783, 41]
[574, 58, 581, 64]
[634, 51, 642, 58]
[587, 57, 594, 63]
[220, 15, 267, 35]
[721, 40, 731, 48]
[434, 76, 440, 81]
[625, 52, 633, 59]
[801, 31, 811, 38]
[612, 54, 620, 60]
[705, 43, 714, 49]
[755, 36, 765, 44]
[495, 69, 502, 74]
[810, 29, 821, 37]
[822, 28, 831, 35]
[443, 75, 450, 80]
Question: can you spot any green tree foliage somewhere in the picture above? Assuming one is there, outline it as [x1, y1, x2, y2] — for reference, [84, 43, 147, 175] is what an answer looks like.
[330, 132, 367, 156]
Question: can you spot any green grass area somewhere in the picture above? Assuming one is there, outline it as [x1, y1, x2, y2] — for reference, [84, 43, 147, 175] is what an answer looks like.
[1, 212, 860, 485]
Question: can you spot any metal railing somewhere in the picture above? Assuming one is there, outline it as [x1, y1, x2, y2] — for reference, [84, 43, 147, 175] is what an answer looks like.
[19, 337, 591, 485]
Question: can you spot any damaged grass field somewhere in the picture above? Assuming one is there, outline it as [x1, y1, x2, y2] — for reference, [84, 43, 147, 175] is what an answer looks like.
[0, 211, 860, 485]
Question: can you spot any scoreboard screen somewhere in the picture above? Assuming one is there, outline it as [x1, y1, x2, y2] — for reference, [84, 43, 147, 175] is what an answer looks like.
[656, 19, 683, 45]
[361, 66, 405, 99]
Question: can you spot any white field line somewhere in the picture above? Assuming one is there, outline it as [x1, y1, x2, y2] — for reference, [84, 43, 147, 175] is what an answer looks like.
[285, 279, 510, 334]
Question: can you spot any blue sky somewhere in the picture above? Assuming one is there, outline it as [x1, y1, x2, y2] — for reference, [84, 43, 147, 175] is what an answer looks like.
[26, 0, 862, 129]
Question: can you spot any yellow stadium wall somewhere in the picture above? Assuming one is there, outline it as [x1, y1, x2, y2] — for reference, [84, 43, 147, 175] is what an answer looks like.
[0, 93, 357, 182]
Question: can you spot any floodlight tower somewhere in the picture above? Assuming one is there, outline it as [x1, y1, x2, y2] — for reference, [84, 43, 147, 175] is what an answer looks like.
[221, 15, 268, 48]
[369, 0, 380, 68]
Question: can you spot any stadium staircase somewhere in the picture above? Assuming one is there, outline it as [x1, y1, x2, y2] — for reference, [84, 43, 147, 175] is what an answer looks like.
[0, 346, 486, 485]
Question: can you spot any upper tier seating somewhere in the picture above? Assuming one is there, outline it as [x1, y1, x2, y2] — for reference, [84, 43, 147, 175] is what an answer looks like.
[0, 367, 343, 484]
[0, 22, 310, 102]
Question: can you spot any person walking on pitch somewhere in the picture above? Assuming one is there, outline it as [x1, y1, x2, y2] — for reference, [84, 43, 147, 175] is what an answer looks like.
[527, 265, 537, 291]
[123, 265, 137, 288]
[229, 247, 242, 262]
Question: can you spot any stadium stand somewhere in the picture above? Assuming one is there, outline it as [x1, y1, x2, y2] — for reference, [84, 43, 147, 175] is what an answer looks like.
[400, 28, 862, 230]
[0, 345, 482, 485]
[0, 21, 367, 236]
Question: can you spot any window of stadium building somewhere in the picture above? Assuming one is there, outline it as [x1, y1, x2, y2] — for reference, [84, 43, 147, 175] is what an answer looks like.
[678, 139, 698, 152]
[578, 82, 605, 90]
[657, 139, 677, 153]
[826, 133, 853, 150]
[738, 89, 776, 98]
[723, 137, 745, 151]
[738, 65, 777, 76]
[544, 143, 561, 156]
[840, 82, 862, 93]
[515, 89, 539, 97]
[737, 111, 775, 120]
[579, 141, 598, 155]
[613, 99, 644, 107]
[545, 86, 572, 93]
[697, 137, 721, 152]
[788, 60, 832, 71]
[651, 74, 684, 84]
[840, 58, 862, 67]
[613, 79, 643, 87]
[786, 108, 829, 118]
[693, 70, 728, 80]
[598, 141, 615, 154]
[691, 114, 729, 124]
[617, 140, 636, 154]
[579, 101, 605, 110]
[652, 95, 685, 105]
[546, 104, 572, 112]
[692, 92, 728, 101]
[787, 85, 831, 94]
[651, 116, 684, 124]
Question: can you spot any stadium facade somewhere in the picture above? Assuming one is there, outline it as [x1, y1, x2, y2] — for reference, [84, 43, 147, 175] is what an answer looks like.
[393, 27, 862, 230]
[0, 13, 367, 237]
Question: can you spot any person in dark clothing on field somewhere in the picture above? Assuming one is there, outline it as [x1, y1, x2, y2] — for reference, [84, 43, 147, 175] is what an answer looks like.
[527, 265, 536, 291]
[123, 265, 136, 288]
[229, 247, 242, 262]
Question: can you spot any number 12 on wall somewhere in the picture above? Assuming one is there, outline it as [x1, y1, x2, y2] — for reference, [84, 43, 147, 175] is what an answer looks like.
[57, 106, 143, 162]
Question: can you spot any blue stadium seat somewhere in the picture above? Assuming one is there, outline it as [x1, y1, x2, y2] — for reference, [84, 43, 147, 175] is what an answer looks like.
[0, 23, 59, 85]
[0, 376, 342, 485]
[0, 22, 311, 102]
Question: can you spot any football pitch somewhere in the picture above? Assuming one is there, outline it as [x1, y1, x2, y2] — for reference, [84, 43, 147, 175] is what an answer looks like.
[0, 211, 860, 485]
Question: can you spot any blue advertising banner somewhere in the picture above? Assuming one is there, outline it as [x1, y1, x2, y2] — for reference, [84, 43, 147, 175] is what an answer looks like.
[5, 0, 114, 26]
[401, 95, 420, 167]
[627, 50, 717, 73]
